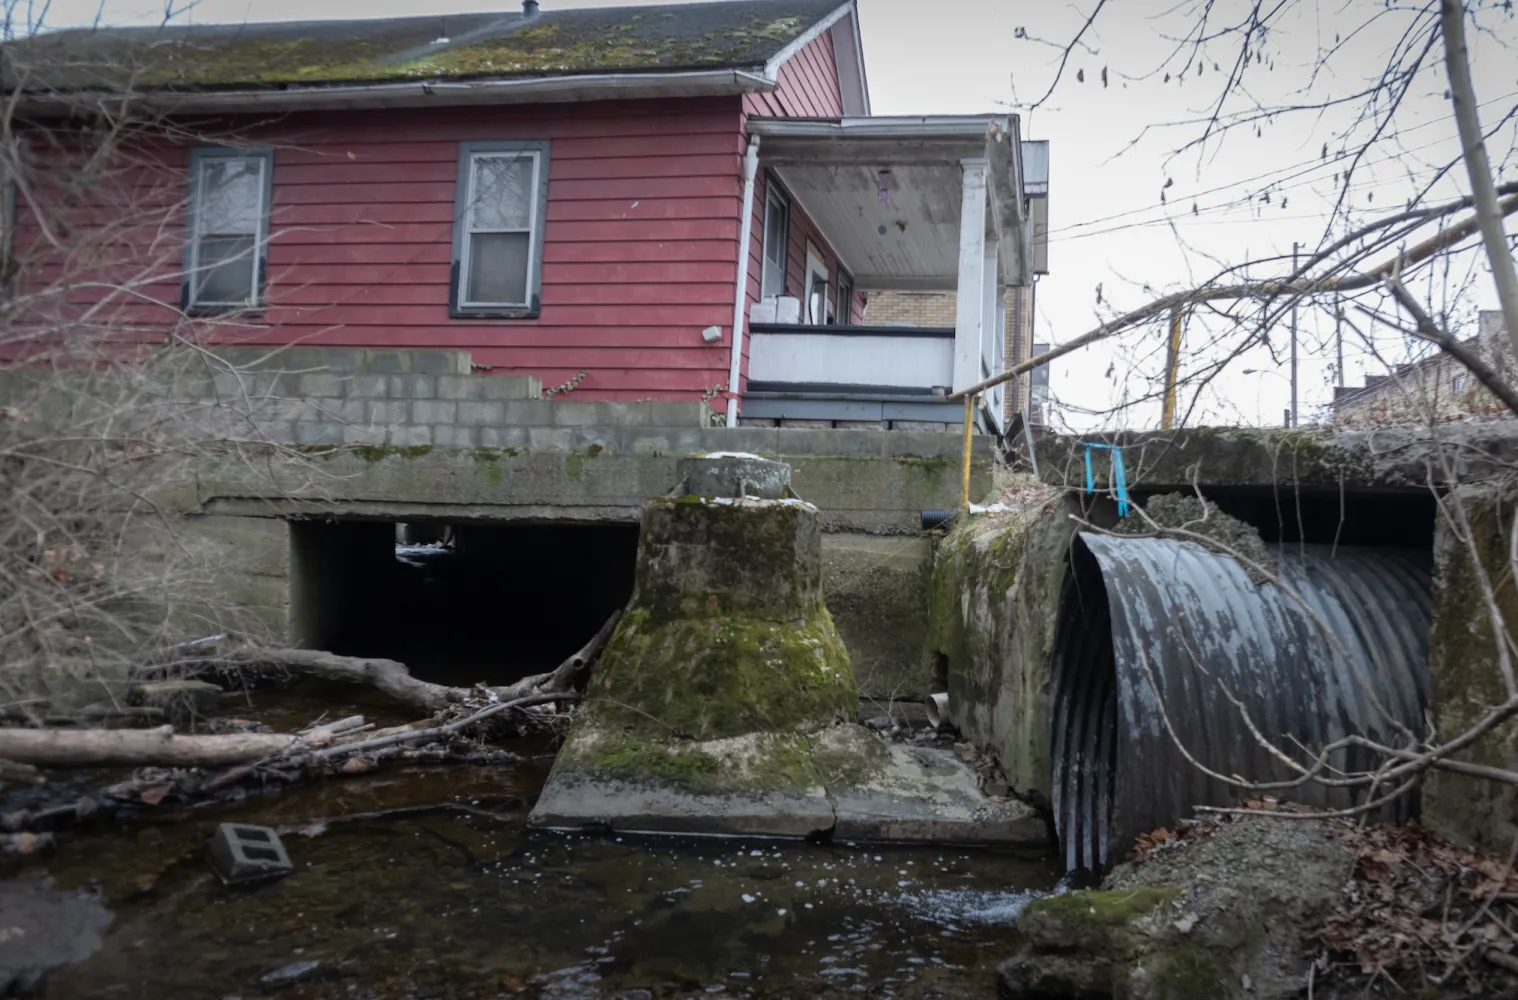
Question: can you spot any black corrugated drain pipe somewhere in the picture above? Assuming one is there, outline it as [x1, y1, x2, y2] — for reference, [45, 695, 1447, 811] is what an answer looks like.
[1050, 533, 1433, 871]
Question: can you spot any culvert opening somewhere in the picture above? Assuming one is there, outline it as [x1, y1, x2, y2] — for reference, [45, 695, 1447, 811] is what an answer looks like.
[290, 519, 638, 687]
[1049, 528, 1434, 872]
[1132, 485, 1439, 548]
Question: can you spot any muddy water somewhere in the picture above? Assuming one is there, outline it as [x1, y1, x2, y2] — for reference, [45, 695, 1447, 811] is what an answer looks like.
[17, 702, 1059, 999]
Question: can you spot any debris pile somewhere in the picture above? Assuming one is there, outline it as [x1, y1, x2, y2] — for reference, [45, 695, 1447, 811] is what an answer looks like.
[1128, 800, 1518, 994]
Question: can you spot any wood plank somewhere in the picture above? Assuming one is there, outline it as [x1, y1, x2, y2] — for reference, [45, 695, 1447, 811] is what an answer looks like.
[545, 219, 740, 242]
[544, 240, 737, 264]
[542, 261, 735, 284]
[550, 154, 738, 181]
[546, 197, 740, 222]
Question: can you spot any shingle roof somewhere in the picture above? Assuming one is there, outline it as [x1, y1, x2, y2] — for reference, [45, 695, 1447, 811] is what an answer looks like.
[3, 0, 844, 93]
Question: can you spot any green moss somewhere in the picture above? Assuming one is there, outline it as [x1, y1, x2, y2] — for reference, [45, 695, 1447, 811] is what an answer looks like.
[1030, 887, 1177, 926]
[1128, 944, 1229, 997]
[591, 737, 722, 789]
[348, 443, 434, 463]
[93, 11, 817, 89]
[587, 607, 856, 741]
[568, 727, 844, 794]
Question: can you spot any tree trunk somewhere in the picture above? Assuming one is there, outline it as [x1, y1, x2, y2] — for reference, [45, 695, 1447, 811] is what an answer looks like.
[141, 610, 622, 714]
[0, 726, 295, 768]
[1441, 0, 1518, 359]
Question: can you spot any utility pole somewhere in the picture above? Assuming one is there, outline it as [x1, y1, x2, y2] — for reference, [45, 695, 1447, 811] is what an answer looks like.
[1334, 298, 1344, 388]
[1290, 242, 1299, 427]
[1161, 305, 1182, 429]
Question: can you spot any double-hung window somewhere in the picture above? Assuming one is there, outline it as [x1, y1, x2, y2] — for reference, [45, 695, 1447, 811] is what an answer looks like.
[451, 141, 549, 318]
[186, 148, 272, 314]
[760, 178, 790, 299]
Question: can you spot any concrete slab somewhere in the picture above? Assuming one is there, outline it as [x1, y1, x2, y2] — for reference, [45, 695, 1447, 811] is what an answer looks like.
[529, 723, 1051, 847]
[833, 743, 1049, 845]
[529, 773, 836, 839]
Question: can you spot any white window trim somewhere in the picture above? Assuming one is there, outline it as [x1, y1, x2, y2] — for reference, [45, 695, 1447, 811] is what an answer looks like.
[185, 147, 273, 314]
[760, 178, 790, 300]
[803, 244, 828, 324]
[450, 139, 550, 319]
[458, 149, 541, 311]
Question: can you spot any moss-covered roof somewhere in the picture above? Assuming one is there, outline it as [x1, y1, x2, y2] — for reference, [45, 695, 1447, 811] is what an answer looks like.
[4, 0, 844, 92]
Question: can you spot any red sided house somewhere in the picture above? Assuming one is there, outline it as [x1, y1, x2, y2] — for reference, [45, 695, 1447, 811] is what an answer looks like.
[2, 0, 1048, 432]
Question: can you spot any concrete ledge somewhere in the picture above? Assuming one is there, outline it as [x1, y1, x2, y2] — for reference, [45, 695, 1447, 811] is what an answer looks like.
[191, 431, 989, 535]
[530, 774, 836, 839]
[1038, 423, 1518, 492]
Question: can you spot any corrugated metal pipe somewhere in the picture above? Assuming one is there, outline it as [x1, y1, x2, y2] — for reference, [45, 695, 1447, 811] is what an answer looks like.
[1050, 533, 1432, 870]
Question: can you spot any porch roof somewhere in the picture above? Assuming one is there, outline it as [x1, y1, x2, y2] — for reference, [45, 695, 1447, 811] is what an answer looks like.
[749, 115, 1029, 291]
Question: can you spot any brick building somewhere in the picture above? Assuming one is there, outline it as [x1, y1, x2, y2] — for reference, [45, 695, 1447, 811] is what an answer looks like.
[1332, 310, 1512, 428]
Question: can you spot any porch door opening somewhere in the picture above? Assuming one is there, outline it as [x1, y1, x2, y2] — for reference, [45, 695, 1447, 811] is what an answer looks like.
[761, 180, 790, 299]
[289, 519, 638, 688]
[804, 242, 829, 323]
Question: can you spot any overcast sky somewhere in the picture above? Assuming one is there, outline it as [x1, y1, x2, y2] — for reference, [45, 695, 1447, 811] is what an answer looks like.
[28, 0, 1518, 429]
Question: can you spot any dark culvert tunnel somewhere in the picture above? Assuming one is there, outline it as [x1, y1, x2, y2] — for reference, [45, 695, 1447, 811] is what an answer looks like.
[1049, 486, 1437, 871]
[290, 519, 639, 688]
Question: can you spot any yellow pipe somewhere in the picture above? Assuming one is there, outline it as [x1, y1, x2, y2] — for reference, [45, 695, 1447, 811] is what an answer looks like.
[1161, 305, 1182, 429]
[960, 394, 976, 508]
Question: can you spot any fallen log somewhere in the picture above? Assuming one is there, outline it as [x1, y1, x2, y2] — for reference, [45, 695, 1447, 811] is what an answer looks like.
[0, 725, 296, 768]
[136, 610, 622, 713]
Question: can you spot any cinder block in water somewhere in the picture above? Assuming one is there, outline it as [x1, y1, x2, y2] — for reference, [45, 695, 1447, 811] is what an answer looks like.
[207, 823, 292, 884]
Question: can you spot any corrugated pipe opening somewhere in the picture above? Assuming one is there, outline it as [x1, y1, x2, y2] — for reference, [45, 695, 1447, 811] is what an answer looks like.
[1050, 533, 1433, 871]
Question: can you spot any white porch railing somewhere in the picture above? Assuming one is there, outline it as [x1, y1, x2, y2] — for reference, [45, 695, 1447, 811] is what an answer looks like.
[747, 323, 954, 391]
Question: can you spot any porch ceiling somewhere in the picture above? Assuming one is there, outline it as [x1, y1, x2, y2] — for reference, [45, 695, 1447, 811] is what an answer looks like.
[749, 115, 1027, 291]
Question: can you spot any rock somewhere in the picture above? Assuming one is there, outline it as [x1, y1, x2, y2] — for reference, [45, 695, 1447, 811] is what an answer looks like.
[1001, 817, 1355, 999]
[0, 880, 112, 987]
[260, 959, 322, 986]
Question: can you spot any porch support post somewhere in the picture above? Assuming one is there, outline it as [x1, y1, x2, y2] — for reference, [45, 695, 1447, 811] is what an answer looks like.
[979, 241, 1001, 431]
[953, 158, 989, 395]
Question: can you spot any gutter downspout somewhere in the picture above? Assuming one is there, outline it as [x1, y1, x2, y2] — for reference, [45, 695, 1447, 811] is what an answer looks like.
[726, 133, 761, 428]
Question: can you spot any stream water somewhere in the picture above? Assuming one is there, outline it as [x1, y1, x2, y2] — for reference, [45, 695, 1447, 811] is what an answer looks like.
[10, 695, 1061, 1000]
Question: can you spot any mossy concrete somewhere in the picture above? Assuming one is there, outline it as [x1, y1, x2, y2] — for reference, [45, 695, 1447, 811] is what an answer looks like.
[1038, 423, 1518, 492]
[193, 431, 985, 536]
[590, 606, 856, 741]
[822, 534, 935, 700]
[533, 720, 1049, 844]
[585, 497, 856, 743]
[1424, 482, 1518, 853]
[533, 491, 867, 835]
[931, 490, 1076, 807]
[1000, 817, 1355, 1000]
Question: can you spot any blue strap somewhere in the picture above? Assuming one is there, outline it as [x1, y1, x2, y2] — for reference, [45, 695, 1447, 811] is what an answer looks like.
[1082, 443, 1131, 517]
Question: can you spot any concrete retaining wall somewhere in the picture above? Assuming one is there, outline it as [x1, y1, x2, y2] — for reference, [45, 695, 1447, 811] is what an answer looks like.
[929, 492, 1076, 808]
[1424, 483, 1518, 853]
[11, 344, 991, 702]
